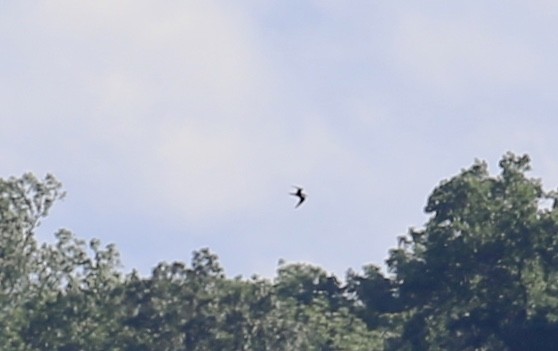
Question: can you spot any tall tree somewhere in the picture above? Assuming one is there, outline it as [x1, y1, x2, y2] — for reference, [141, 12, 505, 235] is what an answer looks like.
[386, 153, 558, 350]
[0, 174, 64, 349]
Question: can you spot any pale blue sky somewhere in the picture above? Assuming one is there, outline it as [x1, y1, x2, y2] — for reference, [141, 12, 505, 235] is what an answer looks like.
[2, 1, 558, 278]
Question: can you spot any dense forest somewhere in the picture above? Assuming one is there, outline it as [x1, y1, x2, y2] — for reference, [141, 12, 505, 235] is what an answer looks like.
[2, 153, 558, 350]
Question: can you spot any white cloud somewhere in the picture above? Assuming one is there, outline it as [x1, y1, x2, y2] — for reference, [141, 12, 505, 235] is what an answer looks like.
[0, 2, 277, 214]
[5, 1, 558, 277]
[152, 122, 261, 218]
[392, 10, 540, 95]
[2, 1, 377, 226]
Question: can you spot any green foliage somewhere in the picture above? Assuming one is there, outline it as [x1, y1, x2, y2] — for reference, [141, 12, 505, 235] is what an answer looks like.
[3, 153, 558, 350]
[0, 174, 64, 350]
[386, 153, 558, 350]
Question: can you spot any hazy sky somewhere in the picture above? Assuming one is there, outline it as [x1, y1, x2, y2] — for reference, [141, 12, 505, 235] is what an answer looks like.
[2, 1, 558, 278]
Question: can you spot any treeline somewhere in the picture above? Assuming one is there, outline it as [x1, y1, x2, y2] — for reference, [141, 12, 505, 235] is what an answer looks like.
[2, 153, 558, 350]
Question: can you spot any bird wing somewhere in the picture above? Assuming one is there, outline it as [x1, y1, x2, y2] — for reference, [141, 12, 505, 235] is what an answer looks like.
[295, 194, 306, 208]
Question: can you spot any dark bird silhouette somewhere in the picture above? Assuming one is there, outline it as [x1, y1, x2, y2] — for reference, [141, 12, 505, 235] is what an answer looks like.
[290, 186, 307, 208]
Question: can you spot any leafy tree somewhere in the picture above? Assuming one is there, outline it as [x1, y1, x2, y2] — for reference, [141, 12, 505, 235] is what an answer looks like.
[115, 249, 226, 350]
[22, 231, 124, 350]
[346, 264, 398, 328]
[117, 256, 383, 351]
[0, 174, 387, 351]
[6, 153, 558, 351]
[0, 174, 124, 350]
[0, 174, 64, 349]
[275, 262, 344, 308]
[268, 262, 384, 350]
[386, 153, 558, 350]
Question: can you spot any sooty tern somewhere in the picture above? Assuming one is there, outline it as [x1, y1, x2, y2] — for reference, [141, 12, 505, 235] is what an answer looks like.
[290, 186, 307, 208]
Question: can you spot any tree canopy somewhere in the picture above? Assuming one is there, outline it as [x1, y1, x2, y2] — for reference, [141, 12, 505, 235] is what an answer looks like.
[1, 153, 558, 350]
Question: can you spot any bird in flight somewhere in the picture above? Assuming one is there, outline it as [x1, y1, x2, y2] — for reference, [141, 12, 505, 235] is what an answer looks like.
[290, 186, 307, 208]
